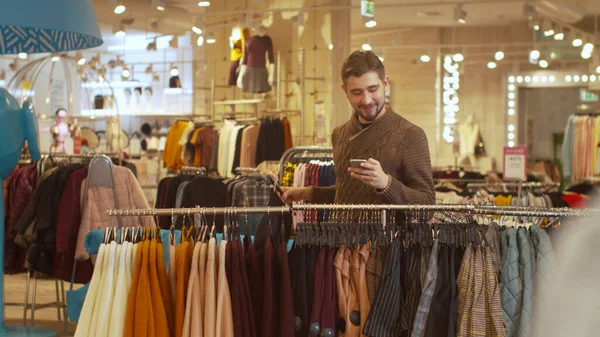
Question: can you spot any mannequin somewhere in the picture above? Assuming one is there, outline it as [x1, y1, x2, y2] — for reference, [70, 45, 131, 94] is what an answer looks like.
[229, 27, 251, 86]
[236, 24, 275, 93]
[458, 114, 480, 167]
[49, 108, 78, 153]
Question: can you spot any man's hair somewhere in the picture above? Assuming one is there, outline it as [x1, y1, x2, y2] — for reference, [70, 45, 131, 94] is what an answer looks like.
[341, 50, 385, 86]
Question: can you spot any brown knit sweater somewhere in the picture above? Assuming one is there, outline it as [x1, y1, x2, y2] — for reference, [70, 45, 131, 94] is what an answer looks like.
[312, 108, 435, 205]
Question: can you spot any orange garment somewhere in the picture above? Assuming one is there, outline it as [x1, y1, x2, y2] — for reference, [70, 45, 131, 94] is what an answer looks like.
[334, 247, 348, 337]
[149, 239, 170, 337]
[357, 243, 371, 335]
[124, 243, 143, 337]
[345, 248, 360, 336]
[158, 242, 175, 336]
[134, 240, 153, 337]
[190, 128, 204, 167]
[164, 121, 193, 171]
[282, 117, 293, 150]
[175, 239, 193, 337]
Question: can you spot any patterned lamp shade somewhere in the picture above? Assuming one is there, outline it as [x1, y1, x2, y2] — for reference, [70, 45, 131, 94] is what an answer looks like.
[0, 0, 103, 54]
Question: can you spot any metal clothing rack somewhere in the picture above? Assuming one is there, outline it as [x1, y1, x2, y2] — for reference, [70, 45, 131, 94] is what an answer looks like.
[234, 167, 261, 174]
[106, 204, 597, 218]
[466, 182, 560, 190]
[180, 166, 207, 175]
[279, 146, 333, 181]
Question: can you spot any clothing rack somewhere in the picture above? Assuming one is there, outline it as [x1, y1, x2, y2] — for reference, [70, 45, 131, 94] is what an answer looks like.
[435, 178, 487, 184]
[234, 167, 261, 174]
[106, 204, 597, 218]
[180, 166, 207, 175]
[466, 182, 560, 190]
[279, 146, 333, 180]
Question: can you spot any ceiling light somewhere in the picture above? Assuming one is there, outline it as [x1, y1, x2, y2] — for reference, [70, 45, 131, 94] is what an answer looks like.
[495, 50, 504, 61]
[582, 50, 592, 59]
[508, 92, 515, 99]
[549, 75, 555, 82]
[525, 76, 531, 83]
[554, 31, 564, 40]
[152, 0, 167, 11]
[583, 42, 594, 53]
[508, 108, 515, 116]
[591, 75, 597, 82]
[565, 75, 572, 82]
[197, 36, 204, 46]
[420, 54, 431, 63]
[574, 75, 580, 82]
[582, 75, 588, 82]
[454, 4, 467, 24]
[328, 44, 334, 50]
[508, 133, 515, 140]
[75, 51, 86, 65]
[378, 56, 384, 62]
[114, 4, 126, 14]
[508, 141, 515, 147]
[508, 76, 515, 83]
[17, 52, 27, 60]
[122, 68, 130, 78]
[365, 20, 377, 28]
[192, 26, 203, 34]
[452, 53, 464, 62]
[487, 61, 497, 69]
[517, 76, 523, 83]
[170, 66, 179, 76]
[508, 84, 516, 91]
[362, 43, 372, 51]
[530, 49, 540, 60]
[51, 53, 60, 62]
[532, 18, 540, 31]
[508, 124, 515, 132]
[113, 23, 126, 38]
[539, 59, 548, 68]
[206, 32, 216, 44]
[543, 21, 554, 36]
[572, 38, 583, 47]
[596, 66, 600, 73]
[198, 1, 210, 7]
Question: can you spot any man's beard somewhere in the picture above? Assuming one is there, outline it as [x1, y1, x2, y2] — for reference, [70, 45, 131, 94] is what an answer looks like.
[356, 103, 385, 122]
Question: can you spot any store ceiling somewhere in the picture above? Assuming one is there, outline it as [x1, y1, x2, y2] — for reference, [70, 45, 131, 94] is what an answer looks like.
[92, 0, 600, 41]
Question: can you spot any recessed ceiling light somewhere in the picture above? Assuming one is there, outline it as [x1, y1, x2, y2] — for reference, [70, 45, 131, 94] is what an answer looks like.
[114, 4, 126, 14]
[198, 1, 210, 7]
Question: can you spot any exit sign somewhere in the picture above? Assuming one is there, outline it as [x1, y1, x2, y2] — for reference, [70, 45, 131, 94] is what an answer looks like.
[361, 0, 375, 18]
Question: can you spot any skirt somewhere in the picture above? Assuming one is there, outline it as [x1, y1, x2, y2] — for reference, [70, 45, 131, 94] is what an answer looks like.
[242, 66, 271, 93]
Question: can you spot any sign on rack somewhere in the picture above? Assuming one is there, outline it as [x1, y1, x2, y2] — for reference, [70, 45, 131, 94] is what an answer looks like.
[361, 0, 375, 18]
[503, 145, 527, 181]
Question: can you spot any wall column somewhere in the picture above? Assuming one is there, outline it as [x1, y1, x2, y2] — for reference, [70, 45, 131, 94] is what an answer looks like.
[329, 0, 352, 132]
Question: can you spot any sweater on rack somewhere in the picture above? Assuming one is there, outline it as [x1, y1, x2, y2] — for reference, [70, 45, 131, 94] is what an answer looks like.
[312, 108, 435, 206]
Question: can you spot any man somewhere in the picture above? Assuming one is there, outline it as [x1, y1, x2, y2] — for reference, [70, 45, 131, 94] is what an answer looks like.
[282, 50, 435, 205]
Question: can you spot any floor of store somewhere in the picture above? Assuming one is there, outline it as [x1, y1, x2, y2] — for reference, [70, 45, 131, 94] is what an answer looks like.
[5, 274, 76, 336]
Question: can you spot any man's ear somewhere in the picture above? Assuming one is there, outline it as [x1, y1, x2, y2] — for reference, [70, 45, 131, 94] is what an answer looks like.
[383, 76, 389, 88]
[341, 82, 346, 93]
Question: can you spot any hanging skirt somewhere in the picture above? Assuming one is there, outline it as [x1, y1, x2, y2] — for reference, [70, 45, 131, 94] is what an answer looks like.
[243, 66, 271, 93]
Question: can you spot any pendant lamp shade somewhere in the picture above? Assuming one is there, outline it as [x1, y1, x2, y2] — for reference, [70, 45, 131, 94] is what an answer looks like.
[0, 0, 103, 54]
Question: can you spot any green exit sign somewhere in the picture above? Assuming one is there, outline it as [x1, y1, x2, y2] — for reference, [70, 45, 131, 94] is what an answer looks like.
[361, 0, 375, 18]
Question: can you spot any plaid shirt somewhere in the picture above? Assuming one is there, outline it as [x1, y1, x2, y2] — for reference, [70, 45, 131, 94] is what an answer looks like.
[456, 244, 506, 337]
[411, 239, 440, 337]
[235, 179, 271, 207]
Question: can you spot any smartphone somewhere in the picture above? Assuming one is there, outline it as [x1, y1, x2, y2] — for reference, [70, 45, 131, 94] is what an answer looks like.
[350, 159, 367, 168]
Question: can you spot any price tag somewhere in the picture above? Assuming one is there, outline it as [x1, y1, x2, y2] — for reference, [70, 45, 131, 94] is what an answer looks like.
[503, 145, 527, 181]
[361, 0, 375, 18]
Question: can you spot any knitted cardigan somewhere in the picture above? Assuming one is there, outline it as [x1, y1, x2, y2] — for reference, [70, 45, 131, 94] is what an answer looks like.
[312, 108, 435, 205]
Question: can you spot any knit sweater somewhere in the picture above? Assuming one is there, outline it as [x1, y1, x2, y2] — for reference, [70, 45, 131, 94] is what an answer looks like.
[312, 108, 435, 205]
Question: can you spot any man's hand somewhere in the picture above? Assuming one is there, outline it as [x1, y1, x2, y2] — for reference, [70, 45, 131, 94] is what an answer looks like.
[281, 187, 313, 203]
[347, 158, 390, 190]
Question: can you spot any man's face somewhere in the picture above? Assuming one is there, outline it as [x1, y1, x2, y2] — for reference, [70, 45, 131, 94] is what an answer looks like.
[343, 70, 388, 122]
